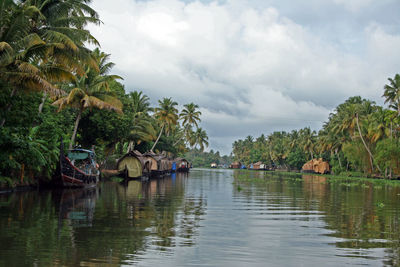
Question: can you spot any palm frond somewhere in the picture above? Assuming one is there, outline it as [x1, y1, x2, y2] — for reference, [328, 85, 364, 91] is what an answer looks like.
[0, 41, 14, 66]
[42, 30, 79, 51]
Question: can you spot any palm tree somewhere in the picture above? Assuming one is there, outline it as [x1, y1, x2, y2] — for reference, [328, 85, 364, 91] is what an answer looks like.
[172, 102, 202, 147]
[52, 49, 123, 149]
[0, 2, 67, 126]
[126, 91, 155, 151]
[150, 98, 178, 152]
[298, 127, 316, 160]
[180, 103, 201, 128]
[193, 128, 209, 152]
[383, 74, 400, 115]
[0, 0, 100, 126]
[128, 91, 152, 115]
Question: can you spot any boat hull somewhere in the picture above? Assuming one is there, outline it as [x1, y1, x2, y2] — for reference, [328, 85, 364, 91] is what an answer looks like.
[177, 167, 190, 173]
[58, 140, 99, 188]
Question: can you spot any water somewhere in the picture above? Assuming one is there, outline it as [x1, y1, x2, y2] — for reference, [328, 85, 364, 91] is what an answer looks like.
[1, 169, 400, 266]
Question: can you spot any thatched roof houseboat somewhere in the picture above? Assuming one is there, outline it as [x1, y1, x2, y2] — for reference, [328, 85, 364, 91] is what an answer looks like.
[230, 162, 241, 169]
[176, 158, 190, 172]
[301, 158, 330, 174]
[143, 151, 171, 177]
[117, 150, 152, 179]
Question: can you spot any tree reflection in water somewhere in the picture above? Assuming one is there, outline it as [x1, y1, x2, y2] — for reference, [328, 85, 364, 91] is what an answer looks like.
[0, 172, 206, 266]
[233, 171, 400, 266]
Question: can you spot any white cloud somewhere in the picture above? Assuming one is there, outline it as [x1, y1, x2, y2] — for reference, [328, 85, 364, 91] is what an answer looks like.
[88, 0, 400, 154]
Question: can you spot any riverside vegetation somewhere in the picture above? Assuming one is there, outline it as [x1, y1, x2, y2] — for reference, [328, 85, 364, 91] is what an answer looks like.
[0, 0, 209, 188]
[232, 78, 400, 179]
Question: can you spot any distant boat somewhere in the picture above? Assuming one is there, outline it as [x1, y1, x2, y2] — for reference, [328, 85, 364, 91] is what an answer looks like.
[58, 139, 99, 187]
[176, 158, 190, 172]
[229, 162, 241, 169]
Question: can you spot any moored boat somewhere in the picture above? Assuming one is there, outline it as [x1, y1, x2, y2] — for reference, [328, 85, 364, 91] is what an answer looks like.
[58, 140, 99, 187]
[143, 151, 170, 177]
[117, 150, 152, 179]
[176, 158, 190, 172]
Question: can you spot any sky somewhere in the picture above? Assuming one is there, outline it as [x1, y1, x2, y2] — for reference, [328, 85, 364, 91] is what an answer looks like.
[88, 0, 400, 155]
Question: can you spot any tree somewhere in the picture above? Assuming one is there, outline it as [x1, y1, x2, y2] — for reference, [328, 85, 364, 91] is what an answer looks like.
[176, 102, 202, 145]
[383, 74, 400, 115]
[0, 0, 100, 126]
[180, 103, 201, 128]
[192, 128, 209, 152]
[126, 91, 156, 151]
[151, 98, 178, 152]
[52, 49, 123, 149]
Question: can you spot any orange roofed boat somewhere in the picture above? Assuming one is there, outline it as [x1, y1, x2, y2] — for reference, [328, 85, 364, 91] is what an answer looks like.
[301, 158, 330, 174]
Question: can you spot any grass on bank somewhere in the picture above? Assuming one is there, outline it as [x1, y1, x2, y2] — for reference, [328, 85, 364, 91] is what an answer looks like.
[232, 169, 400, 188]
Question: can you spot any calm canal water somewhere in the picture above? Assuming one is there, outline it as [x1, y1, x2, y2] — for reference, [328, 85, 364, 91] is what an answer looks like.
[1, 169, 400, 266]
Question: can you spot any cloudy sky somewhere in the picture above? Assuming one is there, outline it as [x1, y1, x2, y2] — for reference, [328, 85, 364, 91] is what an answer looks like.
[88, 0, 400, 155]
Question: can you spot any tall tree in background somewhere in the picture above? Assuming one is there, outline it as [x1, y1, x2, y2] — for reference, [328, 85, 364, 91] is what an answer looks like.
[177, 102, 202, 145]
[192, 127, 209, 152]
[126, 91, 156, 151]
[383, 74, 400, 115]
[151, 97, 178, 152]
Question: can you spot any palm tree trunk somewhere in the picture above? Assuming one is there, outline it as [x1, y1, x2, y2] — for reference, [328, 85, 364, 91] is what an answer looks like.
[69, 109, 82, 150]
[151, 124, 164, 152]
[356, 113, 382, 174]
[173, 135, 185, 146]
[334, 149, 342, 168]
[38, 92, 47, 114]
[337, 152, 342, 169]
[397, 100, 400, 116]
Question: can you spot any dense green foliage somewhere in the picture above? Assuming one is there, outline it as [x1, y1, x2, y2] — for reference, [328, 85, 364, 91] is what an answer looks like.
[233, 87, 400, 178]
[0, 1, 208, 187]
[185, 149, 233, 168]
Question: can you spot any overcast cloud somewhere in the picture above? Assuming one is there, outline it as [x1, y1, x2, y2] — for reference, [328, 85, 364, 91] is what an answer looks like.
[88, 0, 400, 154]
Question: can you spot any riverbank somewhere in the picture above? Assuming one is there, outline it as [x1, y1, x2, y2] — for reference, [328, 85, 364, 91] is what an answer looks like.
[232, 169, 400, 187]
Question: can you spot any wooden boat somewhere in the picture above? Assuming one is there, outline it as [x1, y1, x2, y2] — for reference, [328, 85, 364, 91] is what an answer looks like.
[229, 162, 241, 169]
[58, 140, 99, 187]
[176, 158, 190, 172]
[117, 150, 152, 179]
[143, 152, 171, 177]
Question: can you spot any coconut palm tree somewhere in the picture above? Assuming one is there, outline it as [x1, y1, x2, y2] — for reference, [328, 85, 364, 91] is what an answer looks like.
[175, 102, 202, 145]
[299, 127, 316, 160]
[52, 49, 123, 149]
[193, 127, 209, 152]
[0, 2, 67, 126]
[151, 97, 178, 152]
[126, 91, 156, 151]
[180, 103, 201, 128]
[0, 0, 100, 126]
[383, 74, 400, 115]
[128, 91, 152, 115]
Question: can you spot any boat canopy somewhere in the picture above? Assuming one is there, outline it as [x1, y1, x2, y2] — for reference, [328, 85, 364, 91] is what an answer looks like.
[68, 149, 94, 160]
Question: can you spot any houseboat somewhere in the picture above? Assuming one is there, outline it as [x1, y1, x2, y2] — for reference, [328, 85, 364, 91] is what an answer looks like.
[117, 150, 152, 179]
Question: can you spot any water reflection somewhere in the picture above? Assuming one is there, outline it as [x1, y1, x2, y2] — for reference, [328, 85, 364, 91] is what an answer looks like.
[57, 188, 98, 228]
[233, 171, 400, 266]
[0, 173, 206, 266]
[2, 170, 400, 266]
